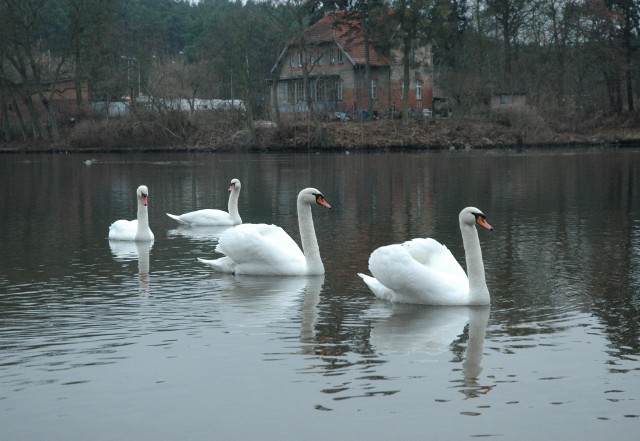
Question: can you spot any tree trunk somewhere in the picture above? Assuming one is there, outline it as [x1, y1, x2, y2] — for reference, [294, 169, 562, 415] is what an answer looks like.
[270, 69, 281, 126]
[364, 18, 373, 118]
[401, 37, 411, 126]
[0, 90, 11, 141]
[243, 54, 255, 137]
[11, 97, 29, 140]
[39, 87, 60, 141]
[75, 38, 84, 108]
[23, 95, 46, 140]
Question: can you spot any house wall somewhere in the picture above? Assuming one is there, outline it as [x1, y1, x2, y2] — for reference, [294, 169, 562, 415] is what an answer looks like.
[274, 39, 434, 117]
[388, 46, 433, 111]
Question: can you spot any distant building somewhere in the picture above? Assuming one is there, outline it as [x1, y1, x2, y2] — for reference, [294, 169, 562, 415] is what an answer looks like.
[270, 11, 433, 118]
[490, 92, 528, 110]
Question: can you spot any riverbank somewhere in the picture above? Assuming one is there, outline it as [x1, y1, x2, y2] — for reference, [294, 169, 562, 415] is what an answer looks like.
[3, 112, 640, 153]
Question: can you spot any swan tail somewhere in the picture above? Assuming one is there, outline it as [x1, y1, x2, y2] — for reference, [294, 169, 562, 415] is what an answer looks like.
[166, 213, 187, 224]
[198, 256, 236, 273]
[358, 273, 396, 302]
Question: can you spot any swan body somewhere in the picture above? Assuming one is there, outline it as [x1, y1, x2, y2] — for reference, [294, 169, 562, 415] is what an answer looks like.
[166, 178, 242, 226]
[108, 185, 155, 241]
[359, 207, 493, 305]
[198, 187, 331, 276]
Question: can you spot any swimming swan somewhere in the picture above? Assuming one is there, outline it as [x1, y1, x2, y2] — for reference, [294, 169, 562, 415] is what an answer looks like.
[166, 178, 242, 226]
[108, 185, 155, 241]
[358, 207, 493, 305]
[198, 187, 331, 275]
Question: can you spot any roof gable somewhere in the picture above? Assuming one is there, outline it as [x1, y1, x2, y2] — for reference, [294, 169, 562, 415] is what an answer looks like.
[302, 11, 391, 66]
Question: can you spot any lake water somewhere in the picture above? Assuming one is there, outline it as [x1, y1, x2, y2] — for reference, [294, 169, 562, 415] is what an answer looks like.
[1, 149, 639, 440]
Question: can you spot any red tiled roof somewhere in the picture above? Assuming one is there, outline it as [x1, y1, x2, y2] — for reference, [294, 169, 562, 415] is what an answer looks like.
[302, 11, 391, 66]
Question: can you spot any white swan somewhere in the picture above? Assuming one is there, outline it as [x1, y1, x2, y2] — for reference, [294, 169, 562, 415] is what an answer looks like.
[198, 187, 331, 275]
[358, 207, 493, 305]
[108, 185, 154, 241]
[166, 178, 242, 226]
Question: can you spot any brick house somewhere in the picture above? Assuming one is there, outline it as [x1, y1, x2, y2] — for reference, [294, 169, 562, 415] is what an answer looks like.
[270, 11, 433, 118]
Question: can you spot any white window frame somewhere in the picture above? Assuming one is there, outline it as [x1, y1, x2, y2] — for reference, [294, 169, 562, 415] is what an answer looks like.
[371, 80, 377, 100]
[337, 80, 343, 101]
[416, 80, 423, 100]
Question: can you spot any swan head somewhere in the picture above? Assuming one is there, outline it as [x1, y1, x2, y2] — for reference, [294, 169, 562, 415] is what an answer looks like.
[460, 207, 493, 231]
[228, 178, 241, 192]
[298, 188, 331, 209]
[137, 185, 149, 207]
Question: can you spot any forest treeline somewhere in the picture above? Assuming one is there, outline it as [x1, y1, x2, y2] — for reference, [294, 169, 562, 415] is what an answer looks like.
[1, 0, 639, 148]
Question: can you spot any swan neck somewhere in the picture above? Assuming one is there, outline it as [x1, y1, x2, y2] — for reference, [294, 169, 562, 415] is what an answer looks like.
[298, 199, 323, 275]
[461, 221, 489, 304]
[136, 199, 151, 238]
[228, 189, 242, 223]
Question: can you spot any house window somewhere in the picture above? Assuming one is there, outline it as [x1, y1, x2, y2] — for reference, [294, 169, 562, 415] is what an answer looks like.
[416, 80, 423, 100]
[298, 52, 303, 67]
[330, 49, 335, 64]
[290, 52, 295, 67]
[337, 80, 343, 101]
[288, 80, 304, 103]
[337, 50, 343, 64]
[316, 50, 321, 66]
[371, 80, 377, 100]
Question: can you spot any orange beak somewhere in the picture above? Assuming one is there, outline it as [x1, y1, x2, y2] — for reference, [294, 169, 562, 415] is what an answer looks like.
[317, 196, 331, 209]
[228, 184, 234, 192]
[476, 217, 493, 231]
[141, 195, 148, 206]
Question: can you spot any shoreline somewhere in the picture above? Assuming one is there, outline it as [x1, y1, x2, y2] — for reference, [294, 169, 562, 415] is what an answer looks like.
[2, 118, 640, 153]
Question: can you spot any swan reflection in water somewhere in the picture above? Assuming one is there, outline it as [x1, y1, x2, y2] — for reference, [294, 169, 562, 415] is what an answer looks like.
[368, 303, 493, 398]
[167, 225, 232, 242]
[211, 274, 324, 335]
[109, 240, 153, 295]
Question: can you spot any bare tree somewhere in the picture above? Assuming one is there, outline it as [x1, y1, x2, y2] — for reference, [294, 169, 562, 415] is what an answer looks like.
[484, 0, 541, 89]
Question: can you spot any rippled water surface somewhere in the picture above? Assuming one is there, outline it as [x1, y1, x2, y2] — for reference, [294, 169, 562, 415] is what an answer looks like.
[1, 149, 639, 440]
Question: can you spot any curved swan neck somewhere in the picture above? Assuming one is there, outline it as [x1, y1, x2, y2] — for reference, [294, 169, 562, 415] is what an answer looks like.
[460, 220, 490, 304]
[297, 198, 323, 275]
[228, 188, 242, 223]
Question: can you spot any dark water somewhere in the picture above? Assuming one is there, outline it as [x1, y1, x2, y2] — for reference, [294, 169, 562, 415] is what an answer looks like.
[1, 149, 639, 440]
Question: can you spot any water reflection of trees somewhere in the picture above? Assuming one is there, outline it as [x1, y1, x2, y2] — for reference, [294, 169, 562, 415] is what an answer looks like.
[3, 150, 640, 372]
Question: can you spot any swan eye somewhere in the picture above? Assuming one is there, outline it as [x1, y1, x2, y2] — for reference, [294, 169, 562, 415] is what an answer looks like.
[314, 193, 332, 209]
[473, 212, 493, 230]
